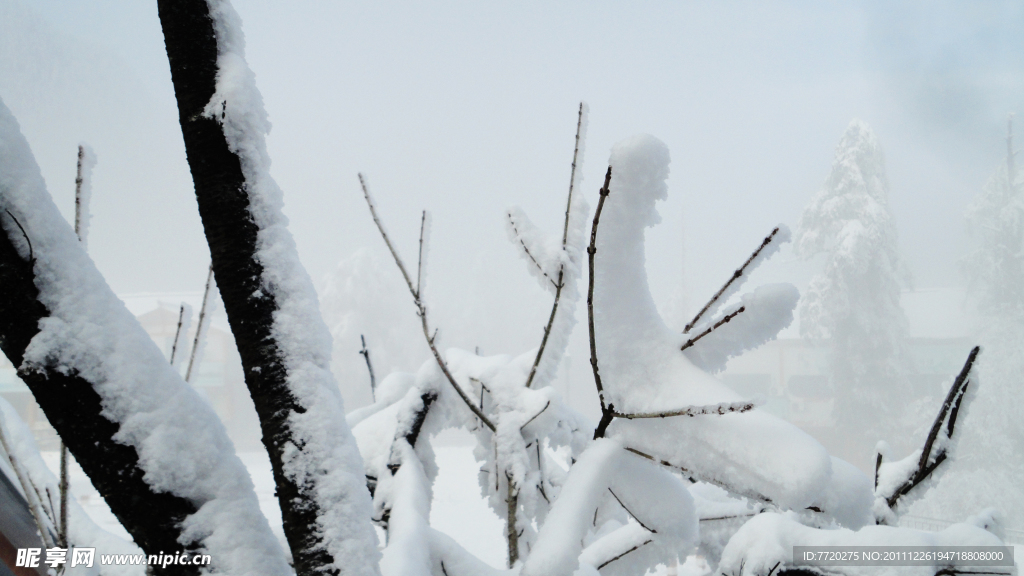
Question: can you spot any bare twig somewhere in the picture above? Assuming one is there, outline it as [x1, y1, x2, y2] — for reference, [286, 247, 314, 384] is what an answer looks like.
[74, 145, 85, 239]
[417, 211, 428, 295]
[185, 264, 214, 383]
[169, 303, 189, 366]
[680, 306, 746, 351]
[360, 174, 418, 297]
[700, 513, 758, 522]
[608, 488, 657, 533]
[597, 539, 653, 570]
[684, 227, 781, 333]
[524, 103, 588, 388]
[520, 401, 551, 431]
[359, 174, 496, 431]
[590, 167, 614, 438]
[358, 334, 376, 402]
[614, 400, 755, 419]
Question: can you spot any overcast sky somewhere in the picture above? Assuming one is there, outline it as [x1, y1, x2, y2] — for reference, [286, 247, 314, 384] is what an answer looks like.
[1, 0, 1023, 410]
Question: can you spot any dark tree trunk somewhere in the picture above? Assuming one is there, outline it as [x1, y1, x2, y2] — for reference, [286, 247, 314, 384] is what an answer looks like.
[156, 2, 337, 574]
[0, 219, 199, 576]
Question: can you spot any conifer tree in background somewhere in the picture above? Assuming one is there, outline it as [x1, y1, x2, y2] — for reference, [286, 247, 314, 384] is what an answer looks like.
[795, 120, 912, 464]
[917, 117, 1024, 527]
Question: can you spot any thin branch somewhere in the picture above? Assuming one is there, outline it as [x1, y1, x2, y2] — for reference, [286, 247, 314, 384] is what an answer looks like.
[917, 346, 978, 472]
[185, 263, 214, 383]
[608, 488, 657, 533]
[520, 401, 551, 431]
[359, 174, 418, 297]
[597, 539, 653, 570]
[507, 212, 558, 288]
[74, 145, 85, 240]
[885, 347, 979, 510]
[700, 513, 758, 522]
[680, 306, 746, 351]
[684, 226, 781, 333]
[614, 400, 755, 419]
[590, 167, 614, 438]
[358, 334, 376, 402]
[359, 174, 496, 432]
[169, 303, 188, 366]
[417, 210, 428, 296]
[523, 103, 588, 388]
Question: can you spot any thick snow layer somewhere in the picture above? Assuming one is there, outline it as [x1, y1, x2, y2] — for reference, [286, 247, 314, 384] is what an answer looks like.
[0, 95, 289, 575]
[523, 438, 623, 576]
[811, 457, 874, 529]
[1, 398, 143, 576]
[683, 283, 799, 374]
[203, 1, 380, 572]
[719, 512, 1008, 576]
[593, 134, 832, 510]
[379, 442, 433, 576]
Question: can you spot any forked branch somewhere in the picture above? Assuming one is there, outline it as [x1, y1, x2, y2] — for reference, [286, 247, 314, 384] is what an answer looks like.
[684, 226, 781, 333]
[882, 346, 980, 510]
[524, 102, 588, 388]
[359, 174, 496, 432]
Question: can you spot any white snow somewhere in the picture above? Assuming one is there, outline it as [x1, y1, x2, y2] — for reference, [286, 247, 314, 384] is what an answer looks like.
[592, 134, 833, 510]
[1, 93, 289, 575]
[683, 283, 799, 374]
[202, 1, 381, 572]
[1, 398, 144, 576]
[719, 512, 1009, 576]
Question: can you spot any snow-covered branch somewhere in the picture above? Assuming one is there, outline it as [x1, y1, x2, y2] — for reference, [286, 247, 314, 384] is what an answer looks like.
[874, 347, 980, 522]
[0, 93, 287, 575]
[683, 226, 789, 333]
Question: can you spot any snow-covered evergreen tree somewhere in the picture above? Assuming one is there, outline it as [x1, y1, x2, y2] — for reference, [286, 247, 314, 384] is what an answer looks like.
[913, 118, 1024, 528]
[795, 120, 912, 462]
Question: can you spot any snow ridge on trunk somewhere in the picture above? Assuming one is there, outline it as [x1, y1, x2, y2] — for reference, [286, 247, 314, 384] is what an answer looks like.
[157, 1, 380, 574]
[0, 96, 289, 576]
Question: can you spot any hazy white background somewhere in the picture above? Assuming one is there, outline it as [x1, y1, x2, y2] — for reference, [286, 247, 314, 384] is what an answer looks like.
[1, 0, 1023, 416]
